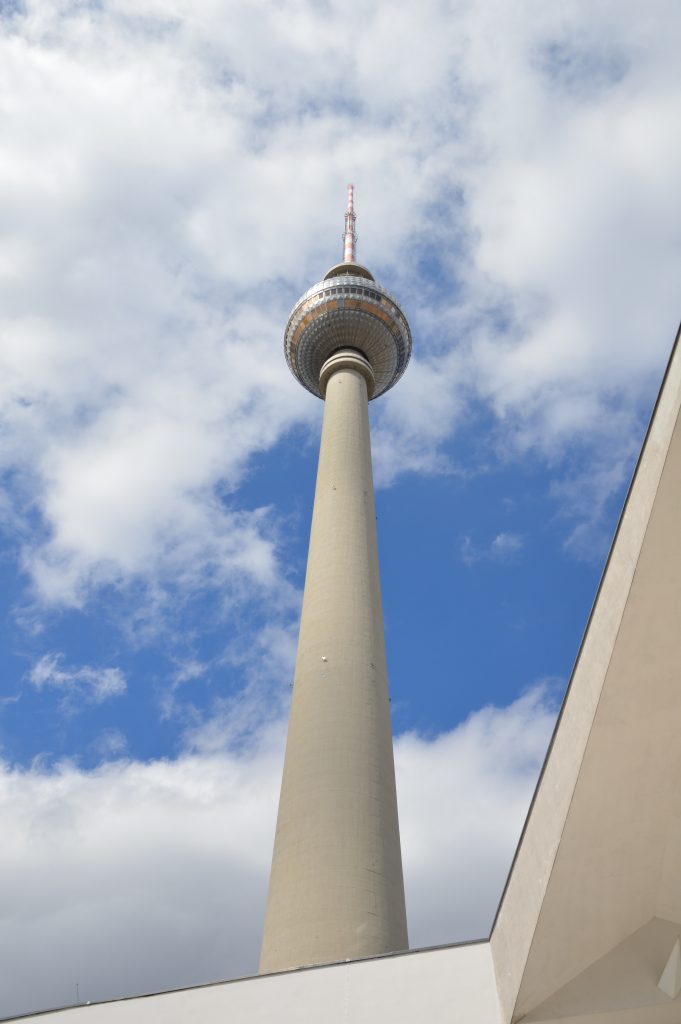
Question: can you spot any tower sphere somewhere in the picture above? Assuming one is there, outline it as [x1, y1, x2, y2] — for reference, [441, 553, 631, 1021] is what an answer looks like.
[284, 192, 412, 400]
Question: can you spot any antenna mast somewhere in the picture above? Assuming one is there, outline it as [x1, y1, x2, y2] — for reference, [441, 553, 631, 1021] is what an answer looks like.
[343, 184, 357, 262]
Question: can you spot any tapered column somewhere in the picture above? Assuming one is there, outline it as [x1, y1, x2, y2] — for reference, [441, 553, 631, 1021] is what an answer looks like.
[260, 350, 408, 973]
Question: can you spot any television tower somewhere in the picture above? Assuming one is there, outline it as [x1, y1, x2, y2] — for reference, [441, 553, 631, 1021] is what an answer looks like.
[259, 186, 411, 973]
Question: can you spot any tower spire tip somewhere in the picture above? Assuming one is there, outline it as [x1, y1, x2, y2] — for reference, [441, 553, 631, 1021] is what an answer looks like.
[343, 184, 357, 263]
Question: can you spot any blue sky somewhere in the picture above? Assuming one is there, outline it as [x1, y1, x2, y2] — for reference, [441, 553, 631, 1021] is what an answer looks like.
[0, 0, 680, 1016]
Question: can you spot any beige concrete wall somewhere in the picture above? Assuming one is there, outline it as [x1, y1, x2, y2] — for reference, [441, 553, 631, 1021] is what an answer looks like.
[10, 944, 501, 1024]
[259, 356, 408, 973]
[491, 328, 681, 1022]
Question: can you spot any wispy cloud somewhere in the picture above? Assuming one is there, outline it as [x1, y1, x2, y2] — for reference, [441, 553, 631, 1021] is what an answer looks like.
[28, 654, 127, 706]
[93, 728, 128, 760]
[491, 532, 524, 557]
[460, 532, 525, 566]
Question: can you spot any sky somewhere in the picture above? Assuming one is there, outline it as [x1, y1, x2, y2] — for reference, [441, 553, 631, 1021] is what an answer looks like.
[0, 0, 680, 1016]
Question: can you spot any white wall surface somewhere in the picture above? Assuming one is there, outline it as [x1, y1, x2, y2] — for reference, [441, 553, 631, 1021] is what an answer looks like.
[491, 328, 681, 1022]
[8, 944, 501, 1024]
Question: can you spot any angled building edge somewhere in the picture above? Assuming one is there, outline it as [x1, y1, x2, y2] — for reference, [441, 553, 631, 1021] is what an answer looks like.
[0, 943, 500, 1024]
[6, 322, 681, 1024]
[491, 321, 681, 1024]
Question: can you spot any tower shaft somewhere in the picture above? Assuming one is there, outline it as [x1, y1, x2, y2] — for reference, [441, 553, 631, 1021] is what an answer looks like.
[259, 351, 408, 973]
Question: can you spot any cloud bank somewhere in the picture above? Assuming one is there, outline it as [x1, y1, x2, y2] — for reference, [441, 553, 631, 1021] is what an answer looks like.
[0, 0, 679, 612]
[0, 686, 556, 1018]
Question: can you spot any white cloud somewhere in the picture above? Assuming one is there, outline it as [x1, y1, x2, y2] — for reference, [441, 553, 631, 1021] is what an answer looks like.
[0, 0, 679, 617]
[397, 684, 557, 946]
[372, 2, 681, 515]
[93, 728, 128, 760]
[371, 351, 467, 485]
[491, 532, 524, 556]
[456, 5, 681, 450]
[460, 531, 524, 566]
[0, 686, 555, 1017]
[0, 1, 311, 611]
[28, 654, 127, 705]
[0, 732, 284, 1018]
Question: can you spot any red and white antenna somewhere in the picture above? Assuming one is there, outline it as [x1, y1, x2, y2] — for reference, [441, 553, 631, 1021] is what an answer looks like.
[343, 184, 357, 263]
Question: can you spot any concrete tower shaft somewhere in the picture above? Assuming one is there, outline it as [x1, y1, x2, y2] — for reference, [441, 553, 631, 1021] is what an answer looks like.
[259, 352, 407, 971]
[260, 190, 409, 974]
